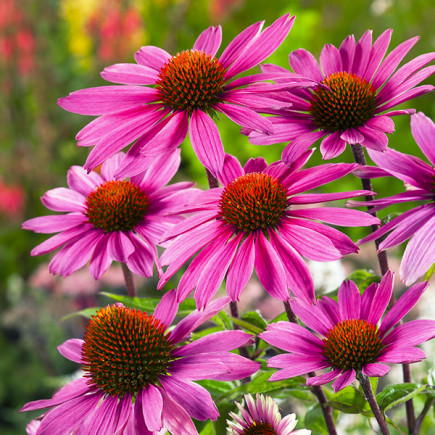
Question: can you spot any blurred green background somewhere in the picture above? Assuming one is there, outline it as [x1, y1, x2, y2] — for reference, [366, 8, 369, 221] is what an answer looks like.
[0, 0, 434, 433]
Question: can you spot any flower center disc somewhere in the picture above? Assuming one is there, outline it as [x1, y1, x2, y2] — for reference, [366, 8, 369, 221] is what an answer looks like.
[219, 173, 288, 233]
[241, 422, 276, 435]
[322, 319, 385, 372]
[82, 305, 173, 398]
[156, 49, 226, 114]
[85, 180, 149, 232]
[309, 72, 377, 132]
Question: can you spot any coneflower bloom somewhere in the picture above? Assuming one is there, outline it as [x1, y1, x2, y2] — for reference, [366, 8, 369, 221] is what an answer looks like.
[248, 30, 435, 162]
[351, 112, 435, 285]
[22, 150, 194, 279]
[20, 292, 260, 434]
[260, 272, 435, 392]
[158, 152, 379, 309]
[58, 14, 297, 178]
[227, 393, 311, 435]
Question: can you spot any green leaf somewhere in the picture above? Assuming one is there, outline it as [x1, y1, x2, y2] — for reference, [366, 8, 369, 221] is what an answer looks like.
[304, 403, 328, 434]
[100, 293, 197, 316]
[199, 421, 215, 435]
[230, 317, 263, 335]
[218, 371, 308, 400]
[61, 307, 98, 321]
[377, 383, 433, 413]
[241, 311, 268, 331]
[196, 379, 236, 399]
[424, 262, 435, 282]
[269, 312, 288, 324]
[213, 401, 235, 435]
[329, 386, 372, 415]
[325, 269, 380, 299]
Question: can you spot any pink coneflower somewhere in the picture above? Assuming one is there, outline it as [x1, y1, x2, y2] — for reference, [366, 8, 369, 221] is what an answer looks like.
[227, 393, 311, 435]
[248, 30, 435, 162]
[351, 112, 435, 286]
[260, 272, 435, 392]
[158, 152, 379, 309]
[20, 292, 259, 433]
[58, 15, 296, 178]
[22, 150, 194, 279]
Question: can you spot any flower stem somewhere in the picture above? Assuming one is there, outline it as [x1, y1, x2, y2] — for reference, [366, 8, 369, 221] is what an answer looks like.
[121, 263, 136, 297]
[283, 301, 337, 435]
[205, 168, 219, 189]
[358, 373, 390, 435]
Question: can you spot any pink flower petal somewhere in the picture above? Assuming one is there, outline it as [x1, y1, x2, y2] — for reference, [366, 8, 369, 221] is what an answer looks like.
[363, 29, 392, 82]
[134, 46, 171, 71]
[282, 131, 325, 164]
[140, 385, 163, 431]
[289, 49, 323, 82]
[23, 214, 87, 234]
[42, 188, 86, 213]
[352, 30, 373, 77]
[108, 231, 135, 263]
[67, 166, 102, 196]
[338, 280, 361, 320]
[153, 289, 178, 328]
[362, 363, 390, 377]
[57, 339, 84, 364]
[332, 369, 356, 392]
[193, 26, 222, 58]
[320, 44, 342, 76]
[339, 34, 355, 73]
[101, 63, 159, 85]
[320, 132, 347, 159]
[411, 111, 435, 166]
[218, 153, 244, 186]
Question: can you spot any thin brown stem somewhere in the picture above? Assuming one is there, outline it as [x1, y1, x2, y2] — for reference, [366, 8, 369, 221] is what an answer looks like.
[283, 301, 337, 435]
[414, 397, 435, 434]
[205, 168, 219, 189]
[121, 263, 136, 297]
[358, 373, 390, 435]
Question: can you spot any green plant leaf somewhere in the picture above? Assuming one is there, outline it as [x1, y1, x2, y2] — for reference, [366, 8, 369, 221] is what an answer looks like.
[377, 383, 433, 413]
[196, 379, 236, 399]
[241, 311, 268, 331]
[329, 386, 372, 415]
[230, 317, 264, 335]
[304, 403, 328, 434]
[61, 307, 98, 321]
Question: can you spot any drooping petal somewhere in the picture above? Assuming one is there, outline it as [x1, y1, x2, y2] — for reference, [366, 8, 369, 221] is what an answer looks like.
[134, 46, 171, 71]
[153, 289, 178, 328]
[362, 363, 390, 377]
[332, 369, 356, 392]
[411, 111, 435, 165]
[57, 339, 84, 364]
[140, 385, 163, 431]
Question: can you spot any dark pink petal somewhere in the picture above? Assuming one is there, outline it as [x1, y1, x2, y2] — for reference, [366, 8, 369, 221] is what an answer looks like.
[376, 85, 434, 113]
[225, 89, 291, 110]
[320, 132, 347, 159]
[140, 385, 163, 431]
[268, 359, 329, 381]
[108, 231, 135, 263]
[244, 156, 268, 173]
[193, 26, 222, 58]
[134, 46, 171, 71]
[254, 231, 289, 301]
[364, 115, 395, 134]
[290, 298, 333, 336]
[366, 271, 393, 325]
[20, 377, 93, 412]
[363, 29, 392, 82]
[89, 233, 112, 279]
[195, 234, 241, 309]
[372, 36, 419, 89]
[320, 44, 342, 76]
[339, 34, 355, 73]
[160, 390, 198, 435]
[220, 21, 263, 69]
[306, 369, 341, 386]
[268, 353, 327, 369]
[332, 369, 356, 392]
[379, 281, 429, 336]
[133, 149, 181, 192]
[58, 86, 158, 116]
[282, 131, 326, 164]
[23, 214, 87, 234]
[401, 216, 435, 285]
[100, 152, 124, 181]
[340, 128, 364, 144]
[216, 102, 273, 134]
[291, 190, 373, 205]
[133, 390, 155, 434]
[226, 14, 295, 78]
[169, 353, 260, 381]
[125, 235, 155, 278]
[160, 377, 219, 421]
[383, 320, 435, 348]
[352, 30, 373, 77]
[378, 347, 426, 364]
[189, 109, 224, 177]
[411, 111, 435, 166]
[360, 282, 378, 321]
[35, 393, 102, 435]
[338, 280, 361, 320]
[226, 233, 255, 301]
[279, 222, 341, 262]
[362, 363, 390, 377]
[67, 166, 102, 196]
[218, 153, 244, 186]
[316, 297, 341, 326]
[42, 188, 86, 213]
[249, 120, 314, 146]
[140, 110, 189, 156]
[153, 289, 178, 329]
[169, 297, 230, 344]
[57, 339, 84, 364]
[289, 207, 379, 227]
[49, 230, 105, 277]
[289, 49, 323, 82]
[175, 330, 253, 357]
[101, 63, 159, 85]
[260, 322, 324, 354]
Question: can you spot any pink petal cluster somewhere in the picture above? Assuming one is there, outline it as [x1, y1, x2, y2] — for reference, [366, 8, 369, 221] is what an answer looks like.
[20, 291, 260, 434]
[58, 15, 297, 178]
[158, 151, 379, 309]
[353, 112, 435, 285]
[260, 272, 435, 392]
[248, 30, 434, 162]
[23, 150, 194, 279]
